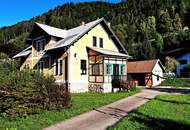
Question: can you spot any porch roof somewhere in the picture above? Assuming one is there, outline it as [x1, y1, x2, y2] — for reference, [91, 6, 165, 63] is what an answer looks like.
[87, 47, 131, 58]
[13, 46, 32, 58]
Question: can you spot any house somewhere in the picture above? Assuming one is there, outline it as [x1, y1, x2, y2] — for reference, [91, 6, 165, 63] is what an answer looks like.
[127, 59, 165, 87]
[13, 18, 130, 93]
[176, 52, 190, 77]
[167, 48, 190, 77]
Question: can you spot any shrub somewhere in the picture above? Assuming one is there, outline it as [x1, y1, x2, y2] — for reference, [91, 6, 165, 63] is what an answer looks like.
[0, 71, 70, 118]
[160, 78, 190, 87]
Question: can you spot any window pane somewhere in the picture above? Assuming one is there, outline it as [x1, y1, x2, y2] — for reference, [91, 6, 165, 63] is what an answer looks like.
[99, 38, 103, 48]
[37, 62, 43, 73]
[106, 64, 112, 75]
[93, 36, 97, 47]
[41, 62, 44, 72]
[92, 64, 99, 75]
[81, 60, 87, 75]
[36, 39, 45, 52]
[120, 64, 125, 75]
[55, 60, 58, 75]
[37, 62, 40, 71]
[59, 60, 62, 75]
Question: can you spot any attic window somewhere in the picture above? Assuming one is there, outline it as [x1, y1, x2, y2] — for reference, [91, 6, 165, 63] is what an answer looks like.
[99, 38, 103, 48]
[93, 36, 97, 47]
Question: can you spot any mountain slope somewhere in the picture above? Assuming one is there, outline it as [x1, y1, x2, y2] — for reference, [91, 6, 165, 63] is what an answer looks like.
[0, 0, 190, 60]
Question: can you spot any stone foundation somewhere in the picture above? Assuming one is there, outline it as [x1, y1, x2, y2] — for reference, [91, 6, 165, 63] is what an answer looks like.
[88, 83, 104, 93]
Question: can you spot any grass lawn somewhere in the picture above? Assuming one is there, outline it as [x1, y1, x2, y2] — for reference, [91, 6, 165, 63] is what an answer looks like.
[160, 78, 190, 88]
[108, 94, 190, 130]
[0, 89, 139, 130]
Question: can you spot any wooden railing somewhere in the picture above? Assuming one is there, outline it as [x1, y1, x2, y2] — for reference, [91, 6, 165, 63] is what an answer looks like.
[111, 75, 136, 92]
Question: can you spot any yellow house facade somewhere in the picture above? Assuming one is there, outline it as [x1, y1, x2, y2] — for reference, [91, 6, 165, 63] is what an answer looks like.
[13, 18, 130, 93]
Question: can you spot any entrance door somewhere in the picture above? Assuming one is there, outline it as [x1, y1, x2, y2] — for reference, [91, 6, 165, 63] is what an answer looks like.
[113, 64, 120, 79]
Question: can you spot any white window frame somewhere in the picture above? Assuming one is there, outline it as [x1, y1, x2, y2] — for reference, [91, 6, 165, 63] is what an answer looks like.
[36, 38, 46, 55]
[37, 61, 44, 73]
[54, 59, 63, 75]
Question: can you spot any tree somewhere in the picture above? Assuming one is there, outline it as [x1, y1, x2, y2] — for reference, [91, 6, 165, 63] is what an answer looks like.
[157, 9, 173, 34]
[173, 13, 182, 31]
[165, 56, 179, 72]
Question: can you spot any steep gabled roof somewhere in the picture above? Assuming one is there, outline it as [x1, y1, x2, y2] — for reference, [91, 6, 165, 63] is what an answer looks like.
[13, 18, 128, 58]
[35, 23, 67, 38]
[47, 19, 103, 51]
[127, 59, 164, 73]
[47, 18, 127, 54]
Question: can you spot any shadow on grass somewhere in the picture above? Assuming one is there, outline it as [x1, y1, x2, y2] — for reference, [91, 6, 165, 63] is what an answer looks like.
[130, 111, 190, 130]
[155, 97, 190, 105]
[108, 110, 190, 130]
[150, 88, 190, 94]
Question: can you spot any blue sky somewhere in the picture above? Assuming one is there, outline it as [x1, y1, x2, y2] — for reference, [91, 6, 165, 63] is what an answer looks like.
[0, 0, 120, 27]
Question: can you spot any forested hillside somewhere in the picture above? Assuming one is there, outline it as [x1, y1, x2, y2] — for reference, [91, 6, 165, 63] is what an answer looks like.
[0, 0, 190, 60]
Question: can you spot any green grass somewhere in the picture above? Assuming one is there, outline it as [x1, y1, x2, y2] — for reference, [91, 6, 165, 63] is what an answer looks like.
[0, 89, 139, 130]
[108, 94, 190, 130]
[160, 78, 190, 88]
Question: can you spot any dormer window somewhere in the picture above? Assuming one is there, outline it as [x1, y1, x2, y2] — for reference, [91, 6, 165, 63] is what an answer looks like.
[36, 39, 45, 52]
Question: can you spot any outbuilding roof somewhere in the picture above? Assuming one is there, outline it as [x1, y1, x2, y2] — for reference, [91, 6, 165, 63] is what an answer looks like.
[127, 59, 163, 73]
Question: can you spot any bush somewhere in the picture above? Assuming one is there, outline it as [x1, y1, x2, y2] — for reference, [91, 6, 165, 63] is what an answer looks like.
[0, 71, 70, 118]
[160, 78, 190, 87]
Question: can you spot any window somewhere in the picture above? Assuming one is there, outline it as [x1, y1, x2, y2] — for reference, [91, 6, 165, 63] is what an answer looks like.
[99, 38, 103, 48]
[36, 39, 45, 53]
[92, 64, 99, 75]
[120, 64, 125, 75]
[81, 60, 87, 75]
[54, 59, 63, 75]
[37, 61, 44, 73]
[59, 60, 63, 75]
[24, 64, 30, 70]
[179, 60, 187, 65]
[106, 64, 112, 75]
[54, 59, 59, 75]
[93, 36, 97, 47]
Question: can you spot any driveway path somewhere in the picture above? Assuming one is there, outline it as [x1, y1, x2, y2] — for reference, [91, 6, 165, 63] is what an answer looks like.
[43, 89, 165, 130]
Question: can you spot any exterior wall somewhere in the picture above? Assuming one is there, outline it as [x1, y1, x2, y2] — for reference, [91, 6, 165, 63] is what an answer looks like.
[176, 52, 190, 76]
[20, 53, 32, 70]
[19, 23, 127, 93]
[103, 83, 112, 93]
[67, 24, 122, 92]
[152, 62, 164, 86]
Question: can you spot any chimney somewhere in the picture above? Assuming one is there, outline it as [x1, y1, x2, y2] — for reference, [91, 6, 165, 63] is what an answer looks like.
[81, 21, 85, 26]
